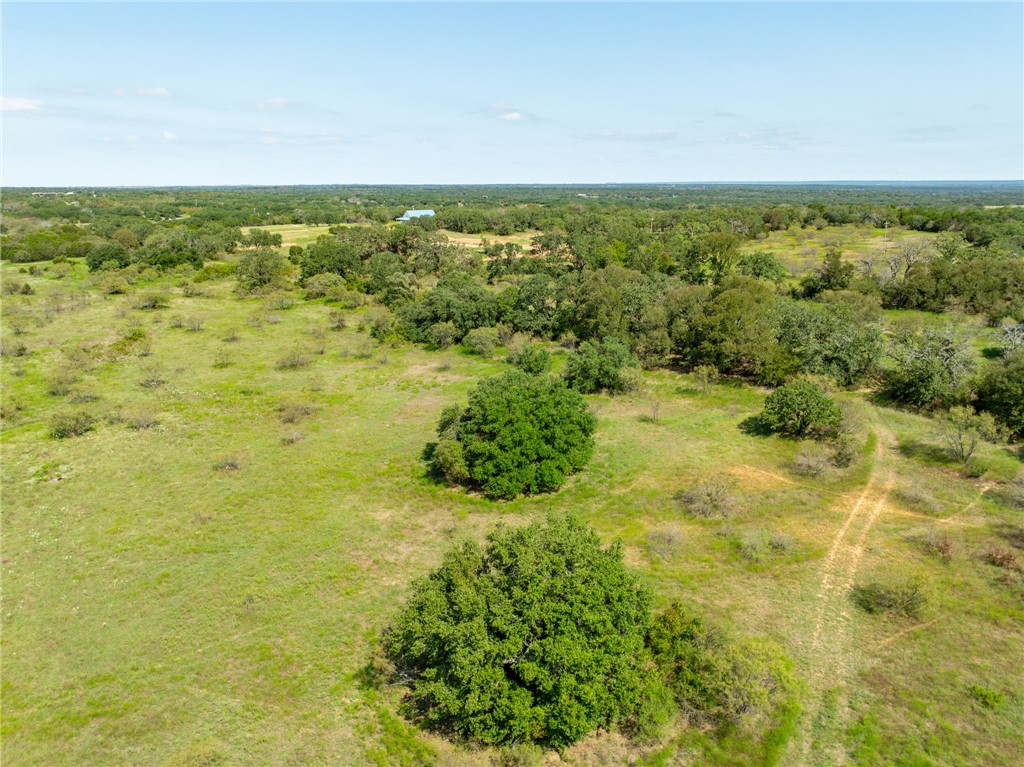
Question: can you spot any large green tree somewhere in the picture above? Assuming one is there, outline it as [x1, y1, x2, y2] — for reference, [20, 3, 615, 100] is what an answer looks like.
[384, 516, 657, 747]
[433, 371, 596, 499]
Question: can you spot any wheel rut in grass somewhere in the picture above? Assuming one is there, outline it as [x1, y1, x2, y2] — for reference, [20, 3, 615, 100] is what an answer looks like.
[797, 428, 895, 766]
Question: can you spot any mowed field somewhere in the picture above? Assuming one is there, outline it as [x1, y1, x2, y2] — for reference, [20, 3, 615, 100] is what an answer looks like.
[1, 258, 1022, 767]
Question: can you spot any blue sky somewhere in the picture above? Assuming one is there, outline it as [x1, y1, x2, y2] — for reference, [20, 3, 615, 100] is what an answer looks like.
[3, 2, 1022, 185]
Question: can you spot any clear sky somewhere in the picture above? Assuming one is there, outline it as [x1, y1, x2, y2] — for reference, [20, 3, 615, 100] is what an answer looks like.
[2, 2, 1022, 185]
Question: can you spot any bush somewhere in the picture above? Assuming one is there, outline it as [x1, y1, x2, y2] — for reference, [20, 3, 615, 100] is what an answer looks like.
[940, 406, 1005, 463]
[507, 343, 552, 375]
[462, 326, 499, 357]
[882, 329, 974, 410]
[974, 353, 1024, 438]
[648, 604, 800, 736]
[564, 338, 640, 394]
[433, 371, 596, 499]
[303, 272, 346, 300]
[236, 248, 290, 294]
[193, 261, 236, 282]
[49, 410, 96, 438]
[793, 442, 831, 477]
[132, 291, 170, 310]
[276, 350, 312, 370]
[692, 364, 719, 394]
[428, 321, 459, 348]
[677, 475, 737, 518]
[384, 515, 658, 747]
[852, 581, 926, 617]
[759, 380, 843, 438]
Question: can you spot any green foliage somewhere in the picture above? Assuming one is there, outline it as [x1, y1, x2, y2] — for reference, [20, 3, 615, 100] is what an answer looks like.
[384, 515, 657, 747]
[399, 273, 499, 342]
[940, 406, 1005, 463]
[433, 371, 596, 499]
[507, 344, 552, 375]
[759, 381, 843, 438]
[132, 291, 171, 310]
[737, 250, 788, 283]
[851, 581, 926, 617]
[85, 243, 131, 271]
[975, 353, 1024, 438]
[648, 604, 800, 738]
[193, 261, 236, 282]
[775, 300, 882, 386]
[427, 321, 458, 348]
[49, 410, 97, 438]
[882, 330, 974, 410]
[236, 248, 290, 294]
[564, 337, 640, 394]
[462, 326, 499, 357]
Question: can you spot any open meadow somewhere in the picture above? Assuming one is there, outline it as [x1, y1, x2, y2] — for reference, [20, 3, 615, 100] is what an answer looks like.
[2, 252, 1022, 767]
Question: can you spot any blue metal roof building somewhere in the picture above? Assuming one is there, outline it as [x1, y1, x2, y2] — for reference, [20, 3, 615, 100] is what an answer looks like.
[396, 209, 436, 222]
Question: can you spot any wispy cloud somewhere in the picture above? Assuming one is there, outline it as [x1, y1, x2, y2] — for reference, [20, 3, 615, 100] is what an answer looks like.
[2, 97, 44, 113]
[487, 102, 531, 122]
[114, 86, 171, 98]
[163, 131, 178, 141]
[581, 129, 677, 143]
[257, 129, 349, 146]
[256, 97, 296, 110]
[713, 127, 817, 151]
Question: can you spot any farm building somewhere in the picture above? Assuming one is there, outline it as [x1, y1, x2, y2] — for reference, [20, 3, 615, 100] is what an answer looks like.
[396, 209, 436, 222]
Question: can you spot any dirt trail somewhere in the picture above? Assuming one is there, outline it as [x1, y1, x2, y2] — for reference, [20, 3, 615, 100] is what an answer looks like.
[795, 428, 896, 765]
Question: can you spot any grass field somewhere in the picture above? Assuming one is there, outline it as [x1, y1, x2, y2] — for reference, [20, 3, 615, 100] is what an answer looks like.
[2, 258, 1022, 766]
[739, 224, 938, 275]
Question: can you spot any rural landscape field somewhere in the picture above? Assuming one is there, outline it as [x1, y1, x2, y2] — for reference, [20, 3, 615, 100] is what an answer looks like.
[3, 1, 1023, 765]
[2, 183, 1023, 767]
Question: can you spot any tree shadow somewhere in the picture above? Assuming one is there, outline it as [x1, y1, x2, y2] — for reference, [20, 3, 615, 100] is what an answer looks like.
[897, 438, 950, 466]
[738, 414, 773, 437]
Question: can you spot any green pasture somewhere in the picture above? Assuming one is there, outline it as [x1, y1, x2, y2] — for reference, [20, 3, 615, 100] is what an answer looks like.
[1, 259, 1021, 766]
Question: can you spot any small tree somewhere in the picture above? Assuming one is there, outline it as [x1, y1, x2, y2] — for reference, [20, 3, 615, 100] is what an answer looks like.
[432, 371, 596, 499]
[236, 248, 289, 294]
[507, 343, 552, 375]
[975, 353, 1024, 438]
[941, 406, 1004, 463]
[463, 326, 499, 357]
[564, 338, 640, 394]
[882, 329, 974, 410]
[384, 515, 658, 747]
[759, 380, 843, 438]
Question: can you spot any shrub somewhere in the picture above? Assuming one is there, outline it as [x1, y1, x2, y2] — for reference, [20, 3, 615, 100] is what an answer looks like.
[918, 529, 957, 562]
[462, 326, 499, 357]
[184, 315, 205, 332]
[974, 353, 1024, 438]
[384, 515, 658, 747]
[276, 350, 312, 370]
[507, 343, 552, 375]
[132, 291, 170, 310]
[327, 309, 347, 331]
[126, 408, 159, 430]
[759, 380, 843, 438]
[236, 248, 290, 294]
[940, 406, 1005, 463]
[648, 604, 800, 736]
[677, 475, 737, 518]
[852, 581, 926, 617]
[276, 398, 317, 423]
[49, 410, 96, 438]
[793, 442, 831, 477]
[692, 364, 719, 394]
[193, 261, 236, 282]
[212, 455, 242, 471]
[564, 337, 640, 394]
[982, 544, 1021, 571]
[96, 275, 130, 295]
[428, 321, 459, 348]
[881, 329, 974, 410]
[303, 272, 346, 300]
[433, 371, 596, 499]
